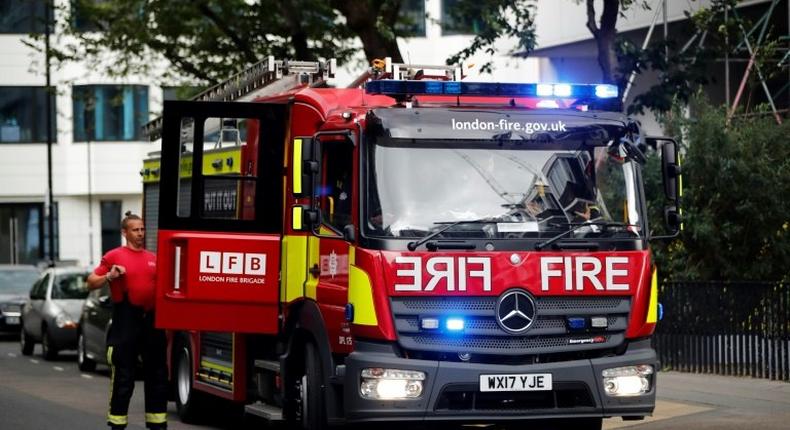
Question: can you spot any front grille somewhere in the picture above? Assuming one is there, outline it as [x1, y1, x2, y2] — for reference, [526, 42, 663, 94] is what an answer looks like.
[1, 304, 22, 314]
[435, 382, 595, 411]
[392, 296, 629, 357]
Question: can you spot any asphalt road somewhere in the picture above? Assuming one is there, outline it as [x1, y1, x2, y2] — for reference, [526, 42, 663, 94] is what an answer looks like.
[1, 337, 789, 429]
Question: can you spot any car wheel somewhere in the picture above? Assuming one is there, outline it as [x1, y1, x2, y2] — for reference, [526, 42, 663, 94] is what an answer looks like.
[297, 341, 327, 430]
[174, 340, 205, 423]
[41, 327, 58, 361]
[77, 331, 96, 372]
[20, 327, 34, 356]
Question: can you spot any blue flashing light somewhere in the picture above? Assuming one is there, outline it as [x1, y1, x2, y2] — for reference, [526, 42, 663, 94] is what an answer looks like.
[553, 84, 572, 97]
[567, 317, 587, 330]
[444, 81, 461, 94]
[364, 80, 618, 101]
[536, 84, 553, 97]
[658, 303, 664, 321]
[446, 318, 465, 331]
[595, 84, 619, 98]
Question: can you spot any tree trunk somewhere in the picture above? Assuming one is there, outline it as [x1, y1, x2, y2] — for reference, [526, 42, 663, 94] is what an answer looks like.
[586, 0, 621, 84]
[331, 0, 404, 63]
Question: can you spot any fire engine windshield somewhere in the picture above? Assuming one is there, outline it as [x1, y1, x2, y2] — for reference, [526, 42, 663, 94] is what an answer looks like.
[364, 138, 644, 241]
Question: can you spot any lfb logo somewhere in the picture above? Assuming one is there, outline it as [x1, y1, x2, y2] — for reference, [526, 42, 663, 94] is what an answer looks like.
[199, 251, 267, 276]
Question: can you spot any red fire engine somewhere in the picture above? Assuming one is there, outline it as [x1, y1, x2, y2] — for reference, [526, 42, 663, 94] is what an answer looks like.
[140, 57, 682, 429]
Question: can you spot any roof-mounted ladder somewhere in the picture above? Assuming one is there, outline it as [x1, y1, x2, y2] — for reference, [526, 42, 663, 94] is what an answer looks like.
[144, 56, 336, 140]
[347, 57, 465, 88]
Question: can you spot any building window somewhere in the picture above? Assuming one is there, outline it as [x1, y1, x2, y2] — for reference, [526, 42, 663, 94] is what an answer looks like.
[396, 0, 426, 37]
[0, 0, 52, 34]
[0, 87, 56, 144]
[100, 201, 121, 254]
[0, 203, 58, 265]
[73, 85, 149, 142]
[441, 0, 486, 35]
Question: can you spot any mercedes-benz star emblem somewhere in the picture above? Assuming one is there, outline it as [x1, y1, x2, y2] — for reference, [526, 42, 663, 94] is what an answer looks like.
[495, 289, 537, 334]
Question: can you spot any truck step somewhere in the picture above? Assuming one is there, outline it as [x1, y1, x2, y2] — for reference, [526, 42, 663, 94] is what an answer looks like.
[254, 359, 280, 373]
[244, 402, 284, 421]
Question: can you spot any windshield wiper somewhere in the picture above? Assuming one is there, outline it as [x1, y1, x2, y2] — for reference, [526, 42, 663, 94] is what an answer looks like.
[534, 222, 635, 250]
[407, 218, 497, 251]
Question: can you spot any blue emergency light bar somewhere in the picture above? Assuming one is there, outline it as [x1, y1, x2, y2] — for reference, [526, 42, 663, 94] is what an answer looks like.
[365, 80, 619, 99]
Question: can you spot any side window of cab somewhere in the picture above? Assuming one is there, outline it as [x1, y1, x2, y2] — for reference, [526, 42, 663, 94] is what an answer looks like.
[320, 139, 354, 233]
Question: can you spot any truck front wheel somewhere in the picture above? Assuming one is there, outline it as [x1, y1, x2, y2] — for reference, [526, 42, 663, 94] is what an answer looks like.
[297, 341, 327, 430]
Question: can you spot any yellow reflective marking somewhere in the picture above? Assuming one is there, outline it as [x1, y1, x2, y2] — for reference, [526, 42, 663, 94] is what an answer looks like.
[145, 412, 167, 424]
[292, 206, 303, 231]
[106, 345, 115, 419]
[349, 249, 377, 326]
[200, 360, 233, 373]
[281, 235, 308, 302]
[107, 414, 128, 425]
[646, 269, 659, 324]
[293, 138, 303, 194]
[349, 246, 355, 265]
[201, 147, 242, 176]
[678, 154, 684, 231]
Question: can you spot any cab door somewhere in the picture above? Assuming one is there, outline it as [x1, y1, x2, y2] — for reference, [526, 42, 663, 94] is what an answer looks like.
[155, 101, 287, 334]
[314, 136, 355, 352]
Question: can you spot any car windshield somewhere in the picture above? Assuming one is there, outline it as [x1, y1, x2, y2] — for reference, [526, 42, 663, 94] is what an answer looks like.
[52, 273, 90, 300]
[0, 269, 40, 294]
[364, 138, 643, 240]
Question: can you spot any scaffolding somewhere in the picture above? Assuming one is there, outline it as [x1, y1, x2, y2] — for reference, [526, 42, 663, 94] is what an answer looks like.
[623, 0, 788, 124]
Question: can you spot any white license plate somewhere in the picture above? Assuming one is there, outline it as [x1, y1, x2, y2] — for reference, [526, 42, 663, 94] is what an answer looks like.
[479, 373, 552, 392]
[5, 316, 20, 325]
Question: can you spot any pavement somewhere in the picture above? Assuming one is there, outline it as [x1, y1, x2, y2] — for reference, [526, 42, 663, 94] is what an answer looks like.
[603, 371, 790, 429]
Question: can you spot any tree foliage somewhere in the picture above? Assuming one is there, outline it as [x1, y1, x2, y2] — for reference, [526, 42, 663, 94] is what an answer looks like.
[645, 96, 790, 282]
[619, 0, 787, 114]
[445, 0, 537, 74]
[35, 0, 537, 86]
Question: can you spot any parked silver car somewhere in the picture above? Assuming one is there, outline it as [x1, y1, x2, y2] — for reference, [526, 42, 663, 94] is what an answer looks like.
[0, 265, 41, 336]
[20, 267, 91, 360]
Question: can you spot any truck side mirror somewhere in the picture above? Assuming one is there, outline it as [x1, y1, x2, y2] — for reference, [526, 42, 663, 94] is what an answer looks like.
[292, 137, 319, 198]
[661, 140, 681, 202]
[291, 205, 321, 231]
[659, 138, 682, 234]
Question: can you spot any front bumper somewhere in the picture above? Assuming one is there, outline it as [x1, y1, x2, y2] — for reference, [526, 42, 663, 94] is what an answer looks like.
[343, 339, 656, 423]
[48, 324, 79, 350]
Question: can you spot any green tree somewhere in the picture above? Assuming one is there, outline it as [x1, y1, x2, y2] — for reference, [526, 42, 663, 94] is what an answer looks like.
[645, 96, 790, 282]
[37, 0, 537, 86]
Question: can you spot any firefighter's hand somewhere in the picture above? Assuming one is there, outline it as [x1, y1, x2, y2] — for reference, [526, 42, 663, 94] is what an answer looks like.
[107, 265, 126, 281]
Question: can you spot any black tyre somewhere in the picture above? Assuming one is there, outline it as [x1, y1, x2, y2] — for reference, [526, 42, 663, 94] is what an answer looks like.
[174, 341, 205, 423]
[20, 327, 34, 356]
[77, 331, 96, 372]
[298, 341, 327, 430]
[41, 327, 58, 361]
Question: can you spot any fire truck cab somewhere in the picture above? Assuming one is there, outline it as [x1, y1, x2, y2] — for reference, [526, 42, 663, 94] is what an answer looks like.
[141, 58, 682, 429]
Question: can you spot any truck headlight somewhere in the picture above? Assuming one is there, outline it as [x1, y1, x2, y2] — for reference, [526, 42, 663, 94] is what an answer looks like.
[55, 313, 77, 329]
[359, 368, 426, 400]
[602, 365, 653, 396]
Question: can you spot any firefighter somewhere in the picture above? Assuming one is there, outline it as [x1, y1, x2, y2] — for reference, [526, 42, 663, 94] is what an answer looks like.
[86, 211, 167, 430]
